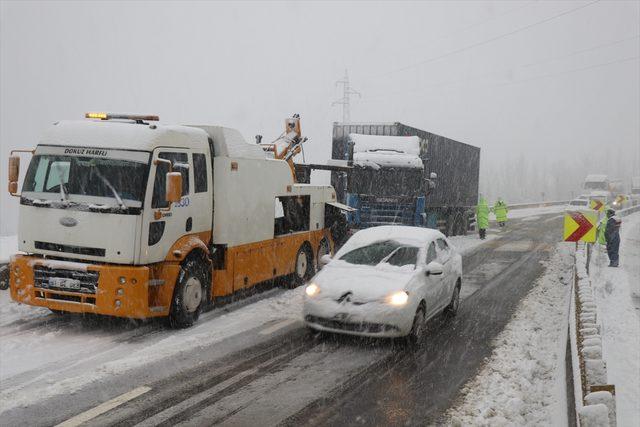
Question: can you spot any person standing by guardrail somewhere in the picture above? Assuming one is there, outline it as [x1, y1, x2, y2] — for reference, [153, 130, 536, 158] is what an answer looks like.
[493, 198, 508, 228]
[476, 197, 490, 239]
[605, 208, 621, 267]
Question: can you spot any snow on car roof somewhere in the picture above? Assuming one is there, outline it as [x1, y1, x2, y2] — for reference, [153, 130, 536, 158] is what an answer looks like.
[335, 226, 443, 258]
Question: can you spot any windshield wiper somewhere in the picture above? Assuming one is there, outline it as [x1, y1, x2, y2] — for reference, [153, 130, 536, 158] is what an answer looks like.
[92, 167, 127, 210]
[54, 164, 69, 202]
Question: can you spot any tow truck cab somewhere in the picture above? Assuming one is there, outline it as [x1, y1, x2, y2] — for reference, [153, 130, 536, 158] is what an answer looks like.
[8, 114, 339, 324]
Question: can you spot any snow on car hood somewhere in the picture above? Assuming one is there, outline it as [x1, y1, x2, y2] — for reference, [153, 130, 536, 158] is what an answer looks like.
[313, 260, 416, 301]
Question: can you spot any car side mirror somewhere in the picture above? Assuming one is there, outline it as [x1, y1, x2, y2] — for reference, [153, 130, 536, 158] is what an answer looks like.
[166, 172, 183, 203]
[430, 172, 437, 180]
[320, 254, 332, 268]
[425, 261, 444, 276]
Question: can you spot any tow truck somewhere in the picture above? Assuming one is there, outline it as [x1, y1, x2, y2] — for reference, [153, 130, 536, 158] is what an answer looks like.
[7, 113, 348, 327]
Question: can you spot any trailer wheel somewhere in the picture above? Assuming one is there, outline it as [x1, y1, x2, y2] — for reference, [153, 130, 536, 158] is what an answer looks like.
[292, 244, 313, 288]
[168, 256, 209, 328]
[317, 238, 331, 270]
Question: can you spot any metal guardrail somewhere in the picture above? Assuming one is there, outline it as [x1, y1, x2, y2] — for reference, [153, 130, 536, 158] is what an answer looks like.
[508, 200, 570, 210]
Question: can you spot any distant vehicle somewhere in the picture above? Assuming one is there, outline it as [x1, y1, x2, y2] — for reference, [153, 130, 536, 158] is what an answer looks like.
[6, 113, 347, 327]
[303, 226, 462, 343]
[583, 174, 612, 203]
[568, 195, 589, 208]
[330, 122, 480, 236]
[631, 177, 640, 203]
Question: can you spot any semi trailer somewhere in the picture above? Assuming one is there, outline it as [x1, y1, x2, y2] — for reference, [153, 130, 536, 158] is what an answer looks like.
[329, 122, 480, 236]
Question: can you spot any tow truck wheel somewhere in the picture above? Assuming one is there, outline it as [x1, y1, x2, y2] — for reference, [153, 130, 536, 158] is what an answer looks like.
[291, 244, 313, 288]
[169, 257, 208, 328]
[0, 265, 9, 290]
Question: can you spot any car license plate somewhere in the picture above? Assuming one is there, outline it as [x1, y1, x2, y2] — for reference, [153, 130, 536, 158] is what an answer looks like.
[49, 277, 81, 290]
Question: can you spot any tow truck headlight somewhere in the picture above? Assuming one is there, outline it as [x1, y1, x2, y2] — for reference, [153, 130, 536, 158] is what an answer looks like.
[118, 276, 126, 285]
[305, 283, 320, 297]
[387, 291, 409, 306]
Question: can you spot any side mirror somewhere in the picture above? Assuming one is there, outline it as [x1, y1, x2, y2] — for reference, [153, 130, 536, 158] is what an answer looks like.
[425, 261, 444, 276]
[166, 172, 183, 203]
[320, 254, 332, 267]
[430, 172, 437, 180]
[8, 155, 19, 194]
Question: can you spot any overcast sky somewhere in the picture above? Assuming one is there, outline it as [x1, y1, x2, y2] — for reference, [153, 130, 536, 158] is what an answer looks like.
[1, 0, 639, 235]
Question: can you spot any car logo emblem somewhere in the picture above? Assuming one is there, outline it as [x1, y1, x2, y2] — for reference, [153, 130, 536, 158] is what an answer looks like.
[333, 313, 349, 321]
[59, 217, 78, 227]
[337, 291, 352, 304]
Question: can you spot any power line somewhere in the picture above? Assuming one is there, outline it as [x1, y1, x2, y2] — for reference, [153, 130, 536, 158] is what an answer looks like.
[360, 55, 638, 104]
[379, 0, 602, 77]
[363, 34, 639, 100]
[521, 34, 639, 68]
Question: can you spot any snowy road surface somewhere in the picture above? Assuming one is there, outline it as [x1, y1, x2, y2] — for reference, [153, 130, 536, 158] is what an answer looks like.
[1, 213, 567, 426]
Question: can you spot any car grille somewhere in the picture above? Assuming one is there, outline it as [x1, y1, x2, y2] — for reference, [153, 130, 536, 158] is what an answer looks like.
[33, 266, 100, 294]
[305, 315, 399, 333]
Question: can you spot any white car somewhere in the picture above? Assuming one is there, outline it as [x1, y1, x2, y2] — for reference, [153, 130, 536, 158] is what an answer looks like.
[303, 226, 462, 342]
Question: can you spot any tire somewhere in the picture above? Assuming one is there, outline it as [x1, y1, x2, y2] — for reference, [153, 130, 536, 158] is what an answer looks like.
[168, 257, 209, 328]
[445, 281, 461, 318]
[407, 306, 426, 346]
[291, 244, 314, 288]
[0, 265, 9, 290]
[317, 238, 331, 270]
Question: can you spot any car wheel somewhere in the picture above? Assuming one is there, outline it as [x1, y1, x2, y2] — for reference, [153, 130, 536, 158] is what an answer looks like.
[168, 257, 208, 328]
[291, 244, 313, 288]
[445, 281, 461, 317]
[407, 306, 426, 345]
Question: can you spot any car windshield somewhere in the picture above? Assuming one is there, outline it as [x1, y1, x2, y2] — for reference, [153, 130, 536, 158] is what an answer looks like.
[23, 154, 148, 203]
[338, 240, 419, 267]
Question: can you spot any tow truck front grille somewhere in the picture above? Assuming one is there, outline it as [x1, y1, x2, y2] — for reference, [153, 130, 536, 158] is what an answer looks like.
[34, 266, 100, 294]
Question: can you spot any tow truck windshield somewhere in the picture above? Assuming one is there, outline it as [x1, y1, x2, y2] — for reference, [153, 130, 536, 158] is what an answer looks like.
[23, 154, 148, 205]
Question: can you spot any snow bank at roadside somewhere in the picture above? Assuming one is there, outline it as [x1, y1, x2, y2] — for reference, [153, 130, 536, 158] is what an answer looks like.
[590, 212, 640, 426]
[447, 244, 572, 426]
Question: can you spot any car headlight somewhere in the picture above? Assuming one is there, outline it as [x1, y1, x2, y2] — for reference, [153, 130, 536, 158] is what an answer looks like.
[387, 291, 409, 306]
[305, 283, 320, 297]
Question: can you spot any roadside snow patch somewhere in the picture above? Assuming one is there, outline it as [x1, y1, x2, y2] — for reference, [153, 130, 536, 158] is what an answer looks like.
[447, 244, 572, 426]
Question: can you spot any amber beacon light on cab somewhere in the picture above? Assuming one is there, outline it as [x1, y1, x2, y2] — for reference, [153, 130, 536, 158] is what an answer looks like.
[7, 113, 350, 327]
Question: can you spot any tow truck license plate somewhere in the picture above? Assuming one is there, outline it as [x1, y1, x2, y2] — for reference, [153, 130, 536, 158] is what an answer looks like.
[49, 277, 81, 290]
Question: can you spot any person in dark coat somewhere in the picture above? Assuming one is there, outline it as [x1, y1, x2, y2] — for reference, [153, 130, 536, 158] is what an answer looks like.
[604, 209, 621, 267]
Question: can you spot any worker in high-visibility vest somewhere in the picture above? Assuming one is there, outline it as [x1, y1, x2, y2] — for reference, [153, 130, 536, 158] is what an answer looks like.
[476, 197, 490, 239]
[596, 214, 607, 246]
[493, 198, 508, 227]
